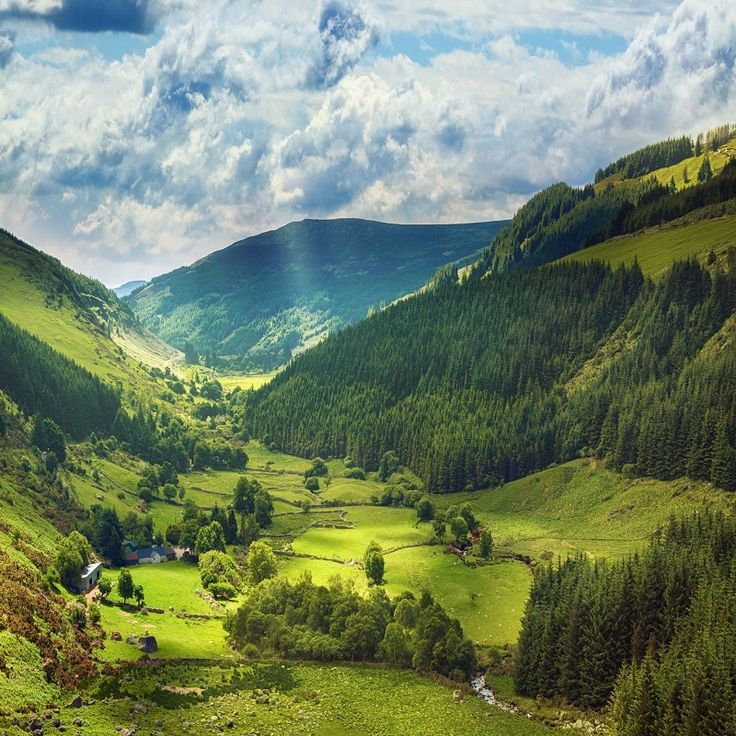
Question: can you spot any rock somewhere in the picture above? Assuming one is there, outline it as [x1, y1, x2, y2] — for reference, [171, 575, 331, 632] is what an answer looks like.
[126, 635, 138, 645]
[110, 631, 122, 641]
[453, 689, 464, 704]
[72, 717, 83, 727]
[226, 720, 235, 729]
[52, 719, 61, 728]
[67, 696, 83, 709]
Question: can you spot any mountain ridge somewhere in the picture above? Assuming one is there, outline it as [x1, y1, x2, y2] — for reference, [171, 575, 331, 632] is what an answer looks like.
[128, 217, 506, 371]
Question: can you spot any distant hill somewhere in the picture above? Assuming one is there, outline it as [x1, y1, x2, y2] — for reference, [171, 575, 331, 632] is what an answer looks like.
[113, 280, 147, 298]
[128, 217, 506, 371]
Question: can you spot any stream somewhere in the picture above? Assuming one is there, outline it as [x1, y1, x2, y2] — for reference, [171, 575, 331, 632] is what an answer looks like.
[469, 674, 532, 718]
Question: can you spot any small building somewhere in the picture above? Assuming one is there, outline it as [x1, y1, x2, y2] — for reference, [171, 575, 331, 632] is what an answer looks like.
[135, 545, 176, 565]
[79, 562, 103, 593]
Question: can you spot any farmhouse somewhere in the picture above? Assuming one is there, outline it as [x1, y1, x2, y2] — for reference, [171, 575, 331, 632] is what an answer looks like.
[78, 561, 103, 593]
[125, 544, 176, 565]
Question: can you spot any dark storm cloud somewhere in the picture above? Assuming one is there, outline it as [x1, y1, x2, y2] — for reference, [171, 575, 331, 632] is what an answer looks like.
[0, 0, 158, 34]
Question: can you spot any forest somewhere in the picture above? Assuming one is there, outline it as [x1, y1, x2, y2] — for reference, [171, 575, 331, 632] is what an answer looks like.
[0, 312, 120, 439]
[516, 511, 736, 733]
[249, 254, 736, 492]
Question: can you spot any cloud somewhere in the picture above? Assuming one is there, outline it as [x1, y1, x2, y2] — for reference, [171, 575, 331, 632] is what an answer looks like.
[307, 0, 380, 88]
[586, 0, 736, 128]
[0, 0, 159, 34]
[0, 29, 14, 66]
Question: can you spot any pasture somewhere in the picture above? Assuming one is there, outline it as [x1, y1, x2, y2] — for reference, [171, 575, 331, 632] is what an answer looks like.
[561, 214, 736, 277]
[35, 661, 554, 736]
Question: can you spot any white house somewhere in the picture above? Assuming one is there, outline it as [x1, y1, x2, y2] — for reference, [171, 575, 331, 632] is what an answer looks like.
[79, 561, 103, 593]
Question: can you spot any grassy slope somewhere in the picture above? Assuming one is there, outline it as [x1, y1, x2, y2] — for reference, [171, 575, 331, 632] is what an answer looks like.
[0, 231, 180, 382]
[437, 459, 733, 559]
[560, 213, 736, 277]
[6, 661, 552, 736]
[593, 137, 736, 195]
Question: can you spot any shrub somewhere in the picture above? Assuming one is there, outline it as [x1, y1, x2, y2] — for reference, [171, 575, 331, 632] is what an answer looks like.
[304, 477, 320, 492]
[209, 582, 237, 600]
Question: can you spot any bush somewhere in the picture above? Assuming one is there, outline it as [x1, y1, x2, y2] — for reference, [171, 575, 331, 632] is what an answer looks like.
[344, 467, 366, 480]
[304, 477, 320, 492]
[304, 457, 328, 479]
[209, 582, 237, 600]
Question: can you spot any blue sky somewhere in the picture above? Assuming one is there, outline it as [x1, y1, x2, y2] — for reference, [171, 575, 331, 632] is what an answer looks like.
[0, 0, 733, 285]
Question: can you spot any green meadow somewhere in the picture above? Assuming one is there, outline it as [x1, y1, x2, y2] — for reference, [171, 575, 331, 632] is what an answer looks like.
[561, 214, 736, 277]
[1, 661, 554, 736]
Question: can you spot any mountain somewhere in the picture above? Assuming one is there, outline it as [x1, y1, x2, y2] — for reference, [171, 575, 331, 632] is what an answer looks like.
[113, 280, 147, 297]
[127, 217, 506, 371]
[249, 130, 736, 493]
[0, 229, 181, 380]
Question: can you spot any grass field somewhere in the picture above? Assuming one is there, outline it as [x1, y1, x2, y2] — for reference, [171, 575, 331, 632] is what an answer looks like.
[104, 560, 242, 614]
[15, 661, 552, 736]
[97, 605, 233, 661]
[218, 372, 279, 392]
[435, 459, 735, 559]
[291, 506, 430, 560]
[560, 214, 736, 277]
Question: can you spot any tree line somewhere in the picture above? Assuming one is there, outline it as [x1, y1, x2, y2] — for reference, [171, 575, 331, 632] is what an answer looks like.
[248, 255, 736, 492]
[0, 312, 119, 439]
[595, 136, 694, 182]
[489, 158, 736, 272]
[516, 511, 736, 734]
[225, 575, 477, 679]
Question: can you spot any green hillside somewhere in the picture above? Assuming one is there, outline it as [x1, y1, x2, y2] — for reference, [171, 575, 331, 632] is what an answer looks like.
[250, 254, 736, 493]
[0, 229, 181, 381]
[560, 211, 736, 276]
[128, 218, 505, 371]
[485, 126, 736, 273]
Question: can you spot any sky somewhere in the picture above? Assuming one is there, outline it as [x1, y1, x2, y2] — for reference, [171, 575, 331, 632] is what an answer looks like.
[0, 0, 734, 286]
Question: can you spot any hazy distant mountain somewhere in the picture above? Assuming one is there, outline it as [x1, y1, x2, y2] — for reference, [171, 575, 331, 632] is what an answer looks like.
[113, 280, 147, 297]
[128, 217, 506, 371]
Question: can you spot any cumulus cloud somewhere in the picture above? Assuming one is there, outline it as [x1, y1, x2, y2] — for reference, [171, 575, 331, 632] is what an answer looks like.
[0, 0, 159, 34]
[0, 29, 13, 66]
[307, 0, 380, 88]
[586, 0, 736, 130]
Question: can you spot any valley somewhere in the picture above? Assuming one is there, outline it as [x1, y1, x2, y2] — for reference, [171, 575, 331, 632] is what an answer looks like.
[1, 124, 736, 736]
